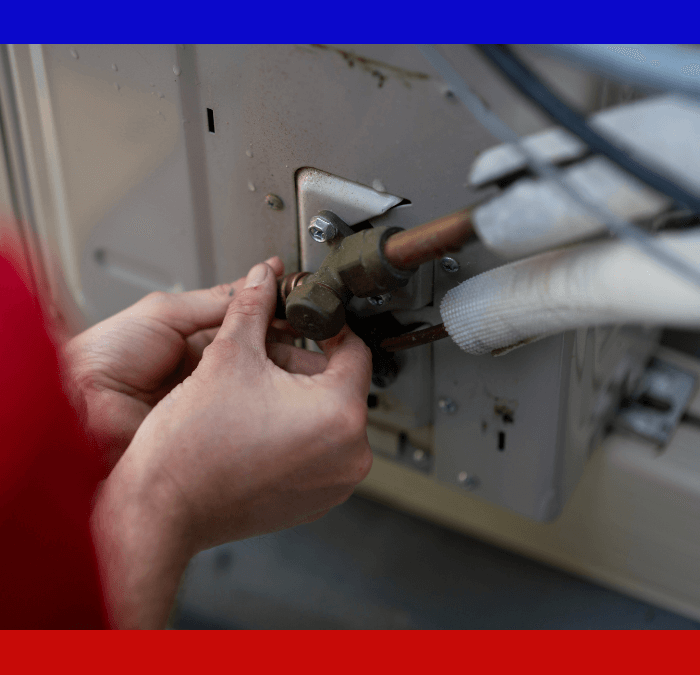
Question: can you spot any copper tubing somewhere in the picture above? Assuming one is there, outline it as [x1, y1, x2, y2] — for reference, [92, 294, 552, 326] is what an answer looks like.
[383, 207, 475, 271]
[276, 271, 310, 319]
[278, 271, 310, 304]
[380, 323, 449, 352]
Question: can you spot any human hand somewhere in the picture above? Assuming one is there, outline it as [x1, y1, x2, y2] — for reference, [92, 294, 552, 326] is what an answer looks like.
[65, 257, 293, 470]
[91, 260, 373, 628]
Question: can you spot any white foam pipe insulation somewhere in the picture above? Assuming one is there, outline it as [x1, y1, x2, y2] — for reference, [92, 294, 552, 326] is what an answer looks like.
[440, 230, 700, 356]
[468, 95, 700, 260]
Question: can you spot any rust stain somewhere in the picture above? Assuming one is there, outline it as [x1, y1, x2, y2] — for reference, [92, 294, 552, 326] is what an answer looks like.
[491, 337, 535, 356]
[309, 44, 430, 89]
[494, 403, 515, 424]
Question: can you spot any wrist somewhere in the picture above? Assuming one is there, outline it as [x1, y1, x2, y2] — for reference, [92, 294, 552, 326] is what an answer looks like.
[91, 444, 195, 628]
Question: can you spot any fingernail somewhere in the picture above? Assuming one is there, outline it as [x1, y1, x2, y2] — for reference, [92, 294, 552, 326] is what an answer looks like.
[264, 256, 278, 265]
[245, 263, 269, 288]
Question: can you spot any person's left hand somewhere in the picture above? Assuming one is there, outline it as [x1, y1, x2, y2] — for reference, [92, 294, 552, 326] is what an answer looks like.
[65, 256, 296, 470]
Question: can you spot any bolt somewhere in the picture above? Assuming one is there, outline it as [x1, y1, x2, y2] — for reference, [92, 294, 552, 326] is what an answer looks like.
[308, 215, 337, 242]
[413, 449, 426, 463]
[265, 194, 284, 211]
[438, 397, 457, 414]
[457, 472, 480, 490]
[441, 257, 460, 273]
[368, 294, 391, 307]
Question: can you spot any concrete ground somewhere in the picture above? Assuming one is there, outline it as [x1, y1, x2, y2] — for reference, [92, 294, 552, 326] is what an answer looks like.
[173, 493, 700, 630]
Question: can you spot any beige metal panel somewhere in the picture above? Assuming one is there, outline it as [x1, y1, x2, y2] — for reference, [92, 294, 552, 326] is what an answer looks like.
[359, 346, 700, 622]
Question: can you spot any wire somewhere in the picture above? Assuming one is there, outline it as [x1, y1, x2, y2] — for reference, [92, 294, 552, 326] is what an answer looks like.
[476, 44, 700, 213]
[536, 45, 700, 102]
[417, 45, 700, 290]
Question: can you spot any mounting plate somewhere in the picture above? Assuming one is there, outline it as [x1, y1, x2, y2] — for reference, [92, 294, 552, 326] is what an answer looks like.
[616, 357, 697, 446]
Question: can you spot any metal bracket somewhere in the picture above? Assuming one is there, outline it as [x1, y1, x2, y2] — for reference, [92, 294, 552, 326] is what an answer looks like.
[297, 168, 404, 273]
[615, 357, 697, 447]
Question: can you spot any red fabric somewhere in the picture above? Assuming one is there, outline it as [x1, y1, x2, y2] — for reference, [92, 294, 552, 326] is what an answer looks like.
[0, 248, 108, 628]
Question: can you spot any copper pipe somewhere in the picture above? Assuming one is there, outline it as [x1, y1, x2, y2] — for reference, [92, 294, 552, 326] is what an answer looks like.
[380, 323, 449, 352]
[276, 271, 310, 319]
[383, 207, 475, 271]
[278, 271, 310, 303]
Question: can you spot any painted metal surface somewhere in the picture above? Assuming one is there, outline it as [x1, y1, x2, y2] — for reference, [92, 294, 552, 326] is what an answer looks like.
[4, 44, 659, 520]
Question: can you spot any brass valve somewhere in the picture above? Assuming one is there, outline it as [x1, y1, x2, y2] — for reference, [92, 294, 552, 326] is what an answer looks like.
[277, 206, 474, 342]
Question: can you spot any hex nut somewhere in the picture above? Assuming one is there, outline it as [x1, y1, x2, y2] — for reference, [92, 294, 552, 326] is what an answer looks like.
[308, 215, 337, 243]
[285, 282, 345, 342]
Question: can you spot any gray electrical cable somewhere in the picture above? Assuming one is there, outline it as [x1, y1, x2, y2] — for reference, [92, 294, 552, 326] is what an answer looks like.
[536, 45, 700, 101]
[477, 44, 700, 213]
[418, 44, 700, 289]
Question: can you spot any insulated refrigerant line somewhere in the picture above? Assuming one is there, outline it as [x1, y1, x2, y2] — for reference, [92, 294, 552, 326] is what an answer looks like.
[417, 45, 700, 291]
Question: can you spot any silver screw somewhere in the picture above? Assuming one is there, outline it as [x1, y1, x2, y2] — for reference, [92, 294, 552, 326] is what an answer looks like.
[441, 257, 460, 273]
[368, 294, 391, 307]
[413, 449, 426, 463]
[438, 397, 457, 414]
[457, 471, 480, 490]
[308, 215, 337, 242]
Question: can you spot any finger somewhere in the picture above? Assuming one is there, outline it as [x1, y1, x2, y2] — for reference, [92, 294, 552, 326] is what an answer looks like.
[267, 320, 300, 346]
[266, 342, 328, 375]
[186, 327, 219, 359]
[136, 283, 237, 337]
[265, 256, 284, 278]
[316, 324, 373, 399]
[133, 256, 283, 338]
[266, 326, 296, 346]
[292, 510, 330, 527]
[270, 318, 301, 337]
[215, 262, 277, 350]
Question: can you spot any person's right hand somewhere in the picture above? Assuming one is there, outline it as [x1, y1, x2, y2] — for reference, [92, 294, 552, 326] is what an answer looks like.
[92, 260, 374, 628]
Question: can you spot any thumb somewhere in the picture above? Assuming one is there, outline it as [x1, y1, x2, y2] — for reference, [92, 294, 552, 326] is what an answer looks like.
[215, 262, 277, 351]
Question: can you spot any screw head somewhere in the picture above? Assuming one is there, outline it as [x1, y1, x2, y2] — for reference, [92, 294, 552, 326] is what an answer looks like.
[441, 257, 460, 273]
[457, 472, 480, 490]
[438, 397, 457, 414]
[308, 215, 337, 243]
[413, 449, 426, 463]
[368, 294, 391, 307]
[265, 194, 284, 211]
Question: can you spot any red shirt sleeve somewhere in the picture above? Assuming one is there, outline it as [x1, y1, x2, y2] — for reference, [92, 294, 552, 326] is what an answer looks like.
[0, 249, 108, 628]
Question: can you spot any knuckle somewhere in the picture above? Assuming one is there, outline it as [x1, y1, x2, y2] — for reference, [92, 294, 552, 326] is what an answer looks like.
[226, 291, 266, 319]
[211, 283, 235, 299]
[358, 341, 373, 369]
[201, 335, 242, 365]
[351, 445, 373, 484]
[333, 488, 355, 508]
[141, 290, 172, 307]
[337, 401, 368, 440]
